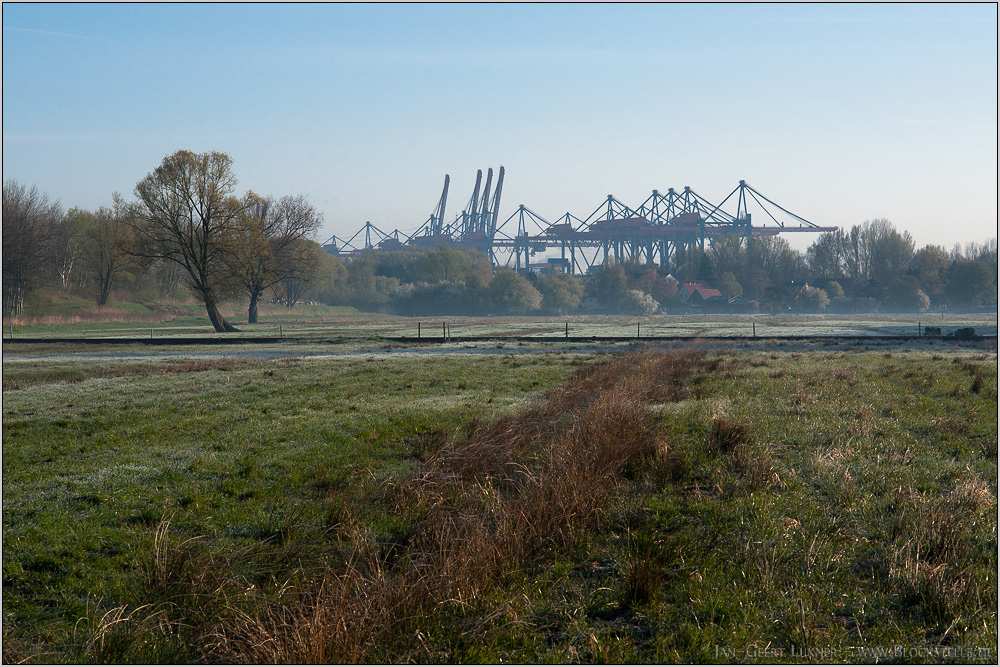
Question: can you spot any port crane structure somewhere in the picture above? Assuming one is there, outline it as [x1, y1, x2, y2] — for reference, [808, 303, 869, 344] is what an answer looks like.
[322, 168, 837, 274]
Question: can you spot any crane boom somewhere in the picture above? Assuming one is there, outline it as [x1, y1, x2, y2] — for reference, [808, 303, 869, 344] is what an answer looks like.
[477, 168, 494, 234]
[465, 169, 483, 235]
[432, 174, 449, 235]
[488, 166, 505, 238]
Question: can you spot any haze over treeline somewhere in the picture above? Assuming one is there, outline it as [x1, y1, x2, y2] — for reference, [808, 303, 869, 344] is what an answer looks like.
[4, 151, 997, 326]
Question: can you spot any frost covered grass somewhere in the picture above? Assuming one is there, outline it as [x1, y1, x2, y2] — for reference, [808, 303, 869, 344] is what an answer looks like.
[2, 345, 996, 663]
[2, 351, 582, 660]
[4, 310, 995, 340]
[1, 356, 273, 390]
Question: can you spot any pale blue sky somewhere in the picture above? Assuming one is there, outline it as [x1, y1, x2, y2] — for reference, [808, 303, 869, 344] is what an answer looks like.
[3, 2, 997, 250]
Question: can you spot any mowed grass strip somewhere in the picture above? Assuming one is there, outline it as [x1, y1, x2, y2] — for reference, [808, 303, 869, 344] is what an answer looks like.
[2, 347, 997, 663]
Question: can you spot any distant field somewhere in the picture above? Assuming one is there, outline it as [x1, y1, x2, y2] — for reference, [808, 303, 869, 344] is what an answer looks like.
[2, 339, 996, 663]
[3, 306, 997, 341]
[2, 302, 370, 338]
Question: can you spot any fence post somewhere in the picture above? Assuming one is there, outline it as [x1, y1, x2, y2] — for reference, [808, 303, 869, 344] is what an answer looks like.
[418, 321, 421, 339]
[443, 321, 446, 340]
[565, 321, 569, 338]
[753, 322, 756, 338]
[637, 322, 640, 339]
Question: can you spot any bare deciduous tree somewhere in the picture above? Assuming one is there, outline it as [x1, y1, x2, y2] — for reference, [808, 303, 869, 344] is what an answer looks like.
[3, 179, 63, 316]
[276, 239, 326, 310]
[54, 210, 88, 291]
[228, 194, 323, 323]
[129, 150, 245, 332]
[77, 197, 135, 305]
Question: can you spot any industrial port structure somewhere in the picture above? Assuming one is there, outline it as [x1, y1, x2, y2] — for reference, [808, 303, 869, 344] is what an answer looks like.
[322, 168, 838, 274]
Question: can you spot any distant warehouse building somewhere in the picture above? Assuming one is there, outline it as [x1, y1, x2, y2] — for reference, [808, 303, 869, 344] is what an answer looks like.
[527, 257, 571, 274]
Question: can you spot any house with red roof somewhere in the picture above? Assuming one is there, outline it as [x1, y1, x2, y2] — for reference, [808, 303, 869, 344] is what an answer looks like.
[679, 281, 723, 304]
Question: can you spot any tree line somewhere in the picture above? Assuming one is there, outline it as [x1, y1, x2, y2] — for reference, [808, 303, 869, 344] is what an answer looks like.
[307, 227, 996, 318]
[4, 151, 323, 331]
[4, 150, 998, 325]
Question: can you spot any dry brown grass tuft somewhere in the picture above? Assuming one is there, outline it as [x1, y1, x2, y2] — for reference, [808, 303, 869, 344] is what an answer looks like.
[619, 532, 669, 608]
[203, 548, 394, 664]
[136, 517, 245, 616]
[888, 485, 995, 626]
[729, 441, 783, 491]
[80, 603, 177, 663]
[708, 416, 752, 455]
[705, 414, 785, 490]
[651, 440, 689, 487]
[949, 478, 995, 512]
[932, 416, 967, 436]
[855, 405, 875, 437]
[832, 367, 857, 385]
[78, 517, 247, 662]
[322, 488, 362, 540]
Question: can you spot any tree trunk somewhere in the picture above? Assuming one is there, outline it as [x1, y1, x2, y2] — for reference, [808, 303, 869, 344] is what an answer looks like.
[248, 289, 261, 324]
[98, 277, 112, 306]
[201, 290, 240, 332]
[13, 286, 24, 317]
[97, 255, 115, 306]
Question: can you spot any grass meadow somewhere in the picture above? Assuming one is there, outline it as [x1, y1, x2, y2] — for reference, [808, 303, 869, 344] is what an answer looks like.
[3, 299, 996, 341]
[2, 337, 997, 663]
